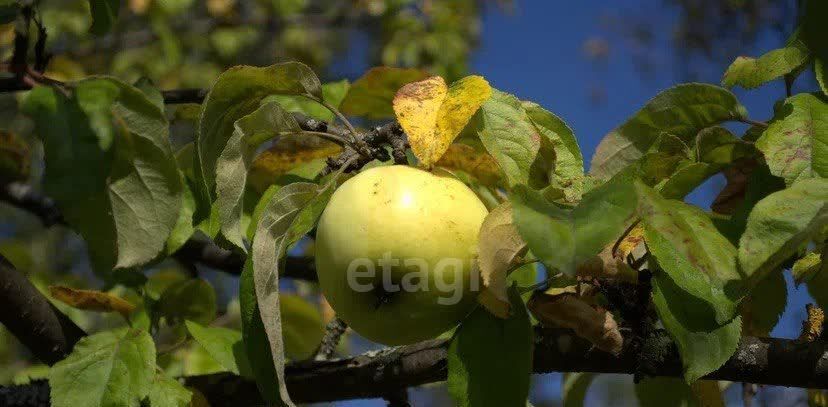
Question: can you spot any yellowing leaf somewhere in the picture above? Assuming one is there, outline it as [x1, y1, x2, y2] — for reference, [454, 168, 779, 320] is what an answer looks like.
[248, 139, 341, 193]
[393, 75, 492, 167]
[615, 223, 645, 260]
[49, 285, 136, 318]
[476, 202, 528, 318]
[435, 143, 502, 186]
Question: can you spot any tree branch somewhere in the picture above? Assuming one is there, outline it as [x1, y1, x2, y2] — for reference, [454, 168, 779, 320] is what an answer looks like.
[0, 181, 317, 281]
[0, 254, 86, 366]
[3, 236, 828, 404]
[4, 327, 828, 406]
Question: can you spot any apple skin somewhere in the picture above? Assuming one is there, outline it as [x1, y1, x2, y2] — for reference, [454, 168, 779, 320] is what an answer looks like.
[314, 165, 488, 345]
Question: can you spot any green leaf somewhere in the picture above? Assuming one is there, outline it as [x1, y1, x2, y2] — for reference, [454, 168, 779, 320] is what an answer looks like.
[475, 90, 554, 189]
[523, 102, 584, 201]
[133, 77, 165, 110]
[695, 126, 756, 165]
[793, 250, 825, 285]
[157, 278, 217, 325]
[739, 177, 828, 284]
[49, 328, 155, 407]
[262, 80, 350, 122]
[88, 0, 120, 36]
[635, 377, 699, 407]
[248, 178, 338, 406]
[240, 259, 280, 405]
[215, 102, 300, 250]
[801, 250, 828, 309]
[636, 127, 756, 200]
[165, 173, 196, 255]
[572, 169, 639, 263]
[23, 79, 182, 273]
[722, 47, 810, 90]
[590, 84, 747, 181]
[817, 58, 828, 97]
[447, 287, 533, 407]
[185, 321, 252, 377]
[511, 185, 575, 275]
[562, 373, 597, 407]
[195, 62, 321, 218]
[652, 275, 742, 383]
[756, 93, 828, 184]
[339, 67, 430, 119]
[802, 0, 828, 96]
[147, 372, 191, 407]
[637, 183, 743, 326]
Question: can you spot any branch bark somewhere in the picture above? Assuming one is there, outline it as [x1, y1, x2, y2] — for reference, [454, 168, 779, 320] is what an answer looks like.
[0, 254, 86, 366]
[3, 327, 828, 406]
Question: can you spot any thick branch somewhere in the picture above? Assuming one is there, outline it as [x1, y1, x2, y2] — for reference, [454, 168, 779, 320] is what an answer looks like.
[2, 257, 827, 403]
[186, 329, 828, 402]
[4, 328, 828, 406]
[172, 238, 317, 281]
[0, 254, 85, 365]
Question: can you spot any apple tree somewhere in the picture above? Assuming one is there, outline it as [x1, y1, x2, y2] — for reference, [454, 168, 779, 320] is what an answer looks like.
[0, 0, 827, 406]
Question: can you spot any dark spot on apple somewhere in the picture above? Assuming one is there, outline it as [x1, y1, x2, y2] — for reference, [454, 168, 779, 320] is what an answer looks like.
[372, 284, 399, 309]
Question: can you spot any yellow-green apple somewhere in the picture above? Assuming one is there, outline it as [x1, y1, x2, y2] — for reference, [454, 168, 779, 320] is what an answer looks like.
[314, 165, 488, 345]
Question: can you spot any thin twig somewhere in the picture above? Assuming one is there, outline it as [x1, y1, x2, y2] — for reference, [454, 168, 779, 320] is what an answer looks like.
[737, 117, 769, 129]
[313, 317, 348, 361]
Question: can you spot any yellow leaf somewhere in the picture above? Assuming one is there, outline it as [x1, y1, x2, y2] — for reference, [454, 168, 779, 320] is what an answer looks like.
[393, 75, 491, 167]
[49, 286, 135, 318]
[475, 202, 528, 318]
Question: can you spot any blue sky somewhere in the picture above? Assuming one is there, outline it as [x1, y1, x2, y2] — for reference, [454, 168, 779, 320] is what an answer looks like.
[329, 1, 813, 405]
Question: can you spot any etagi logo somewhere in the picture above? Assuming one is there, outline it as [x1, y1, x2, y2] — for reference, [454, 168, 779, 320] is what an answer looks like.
[345, 252, 480, 306]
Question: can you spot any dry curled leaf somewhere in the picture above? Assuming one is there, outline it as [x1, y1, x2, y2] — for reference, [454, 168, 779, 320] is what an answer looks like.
[49, 286, 135, 318]
[575, 235, 642, 283]
[528, 290, 623, 355]
[393, 75, 491, 167]
[476, 202, 528, 318]
[711, 158, 757, 215]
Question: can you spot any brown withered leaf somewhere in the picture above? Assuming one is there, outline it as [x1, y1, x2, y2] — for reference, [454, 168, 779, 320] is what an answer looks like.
[711, 158, 757, 215]
[49, 285, 135, 318]
[575, 223, 645, 282]
[476, 202, 528, 318]
[528, 290, 623, 355]
[798, 304, 825, 343]
[435, 143, 502, 186]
